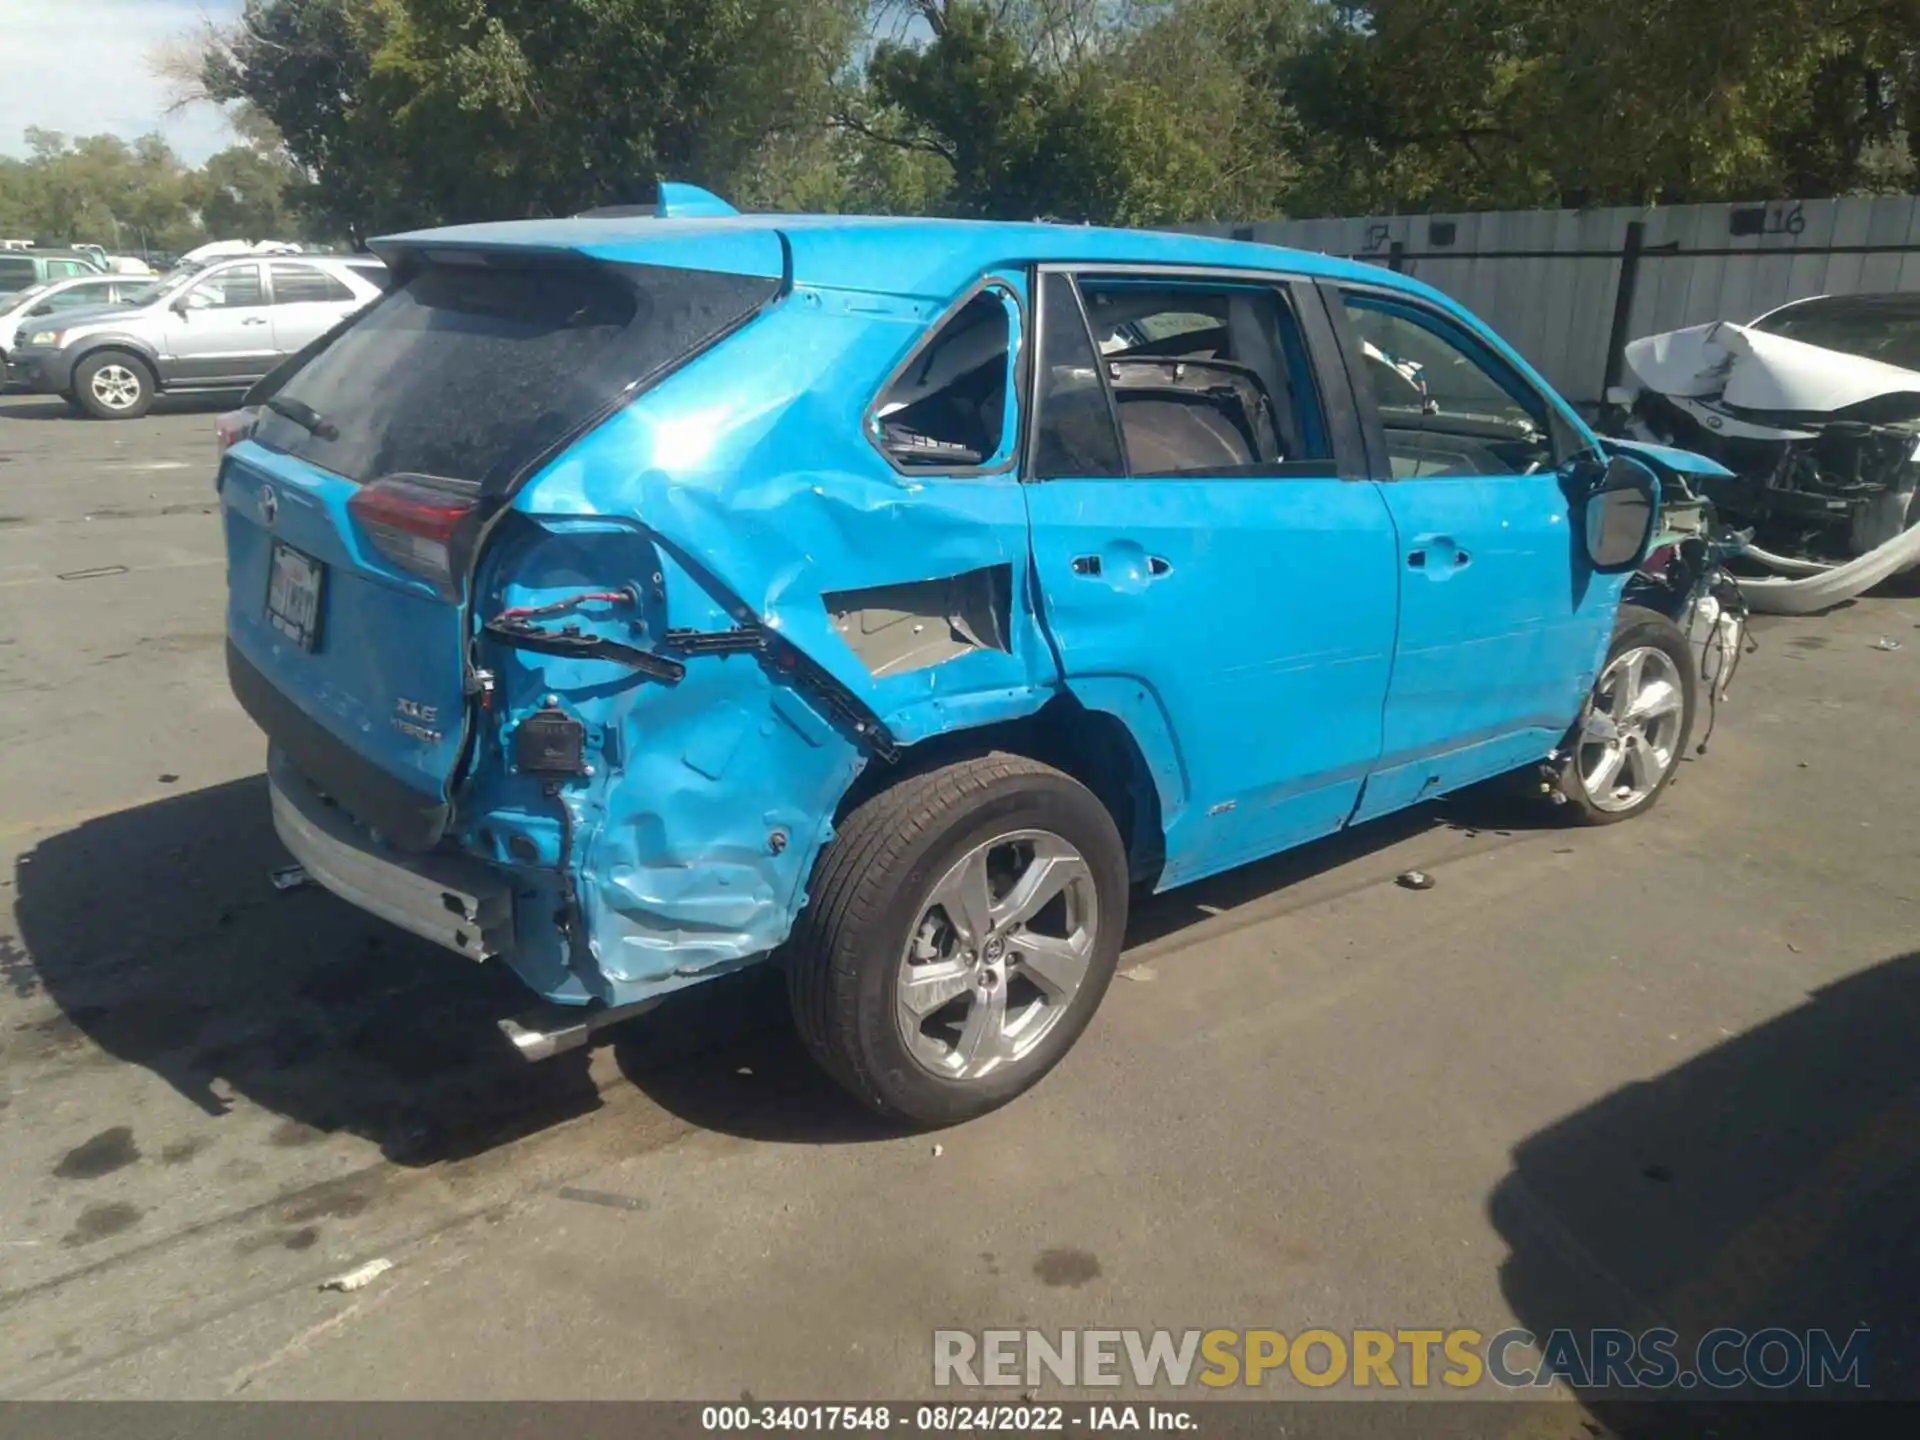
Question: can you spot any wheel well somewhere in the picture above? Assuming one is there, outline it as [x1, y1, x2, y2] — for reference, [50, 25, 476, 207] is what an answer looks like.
[836, 697, 1166, 886]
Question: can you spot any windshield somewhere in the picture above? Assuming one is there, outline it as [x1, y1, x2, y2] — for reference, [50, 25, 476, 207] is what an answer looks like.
[1751, 296, 1920, 372]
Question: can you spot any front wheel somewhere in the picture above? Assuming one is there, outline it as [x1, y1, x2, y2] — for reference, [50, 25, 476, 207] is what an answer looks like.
[786, 753, 1129, 1128]
[74, 352, 155, 420]
[1554, 604, 1697, 825]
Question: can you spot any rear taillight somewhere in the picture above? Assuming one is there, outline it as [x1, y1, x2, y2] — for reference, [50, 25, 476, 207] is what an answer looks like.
[216, 407, 257, 455]
[347, 475, 480, 597]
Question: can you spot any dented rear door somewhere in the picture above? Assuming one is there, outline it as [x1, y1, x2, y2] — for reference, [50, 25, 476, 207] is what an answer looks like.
[466, 266, 1056, 997]
[1022, 269, 1399, 889]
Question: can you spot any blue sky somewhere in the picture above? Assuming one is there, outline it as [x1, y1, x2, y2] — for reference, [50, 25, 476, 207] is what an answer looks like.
[0, 0, 245, 163]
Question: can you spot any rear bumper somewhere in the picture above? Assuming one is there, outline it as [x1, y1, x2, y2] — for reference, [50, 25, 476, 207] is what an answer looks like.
[269, 747, 515, 961]
[228, 639, 449, 850]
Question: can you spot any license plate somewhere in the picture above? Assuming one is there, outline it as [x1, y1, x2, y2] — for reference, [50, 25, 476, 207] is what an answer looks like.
[266, 541, 326, 651]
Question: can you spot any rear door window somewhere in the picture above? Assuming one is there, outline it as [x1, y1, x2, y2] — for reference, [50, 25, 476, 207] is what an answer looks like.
[270, 263, 355, 305]
[1066, 277, 1332, 477]
[252, 259, 778, 491]
[0, 256, 36, 290]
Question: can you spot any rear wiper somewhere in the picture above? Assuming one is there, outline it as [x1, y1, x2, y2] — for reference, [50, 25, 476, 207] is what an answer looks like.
[265, 395, 339, 441]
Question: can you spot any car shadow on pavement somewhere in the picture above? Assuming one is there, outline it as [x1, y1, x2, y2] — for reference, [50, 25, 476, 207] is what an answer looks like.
[11, 770, 1592, 1161]
[11, 775, 607, 1167]
[0, 393, 244, 422]
[1491, 948, 1920, 1432]
[1123, 777, 1572, 949]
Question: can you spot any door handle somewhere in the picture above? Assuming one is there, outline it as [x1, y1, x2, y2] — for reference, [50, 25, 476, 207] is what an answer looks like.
[242, 317, 268, 326]
[1407, 535, 1470, 574]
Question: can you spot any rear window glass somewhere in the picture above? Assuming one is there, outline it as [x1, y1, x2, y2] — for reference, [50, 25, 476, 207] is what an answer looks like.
[0, 256, 36, 288]
[252, 260, 779, 490]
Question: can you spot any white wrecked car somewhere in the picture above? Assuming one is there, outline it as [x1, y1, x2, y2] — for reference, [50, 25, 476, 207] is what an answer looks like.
[1611, 295, 1920, 612]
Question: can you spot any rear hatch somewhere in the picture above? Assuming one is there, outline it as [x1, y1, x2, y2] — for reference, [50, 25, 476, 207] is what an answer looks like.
[222, 242, 783, 849]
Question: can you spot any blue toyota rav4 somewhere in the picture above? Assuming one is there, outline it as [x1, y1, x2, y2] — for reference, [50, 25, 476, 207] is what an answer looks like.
[219, 186, 1732, 1126]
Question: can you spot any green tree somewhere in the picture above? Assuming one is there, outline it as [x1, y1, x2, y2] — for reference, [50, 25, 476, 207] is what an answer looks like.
[1282, 0, 1920, 213]
[198, 0, 865, 235]
[848, 0, 1306, 223]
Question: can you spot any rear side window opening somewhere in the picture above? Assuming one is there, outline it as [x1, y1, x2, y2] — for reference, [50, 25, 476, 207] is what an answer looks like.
[870, 287, 1020, 472]
[251, 258, 781, 493]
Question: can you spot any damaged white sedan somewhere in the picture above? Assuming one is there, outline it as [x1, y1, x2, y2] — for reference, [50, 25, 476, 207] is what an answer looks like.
[1611, 294, 1920, 612]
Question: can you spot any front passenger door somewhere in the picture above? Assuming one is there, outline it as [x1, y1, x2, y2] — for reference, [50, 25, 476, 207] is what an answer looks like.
[1332, 288, 1618, 822]
[160, 262, 276, 383]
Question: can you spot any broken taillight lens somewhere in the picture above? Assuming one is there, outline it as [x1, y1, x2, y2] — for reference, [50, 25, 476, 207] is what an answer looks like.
[216, 407, 257, 455]
[347, 475, 480, 597]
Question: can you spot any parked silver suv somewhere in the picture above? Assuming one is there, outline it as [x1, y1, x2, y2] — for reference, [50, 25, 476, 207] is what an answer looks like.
[6, 254, 388, 419]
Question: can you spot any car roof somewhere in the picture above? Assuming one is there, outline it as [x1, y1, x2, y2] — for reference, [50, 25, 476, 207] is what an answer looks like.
[373, 212, 1433, 306]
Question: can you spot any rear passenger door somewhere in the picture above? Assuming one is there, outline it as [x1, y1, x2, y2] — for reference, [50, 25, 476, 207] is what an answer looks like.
[1023, 269, 1400, 888]
[1329, 286, 1615, 822]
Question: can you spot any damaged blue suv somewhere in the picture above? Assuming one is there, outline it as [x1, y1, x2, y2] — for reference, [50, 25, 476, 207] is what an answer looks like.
[221, 186, 1724, 1126]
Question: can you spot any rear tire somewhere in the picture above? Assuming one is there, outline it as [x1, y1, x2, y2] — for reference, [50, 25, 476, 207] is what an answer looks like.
[1554, 604, 1697, 825]
[74, 351, 155, 420]
[786, 753, 1128, 1128]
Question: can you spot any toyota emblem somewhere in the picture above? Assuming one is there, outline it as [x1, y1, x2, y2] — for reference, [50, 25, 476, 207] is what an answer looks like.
[259, 484, 279, 527]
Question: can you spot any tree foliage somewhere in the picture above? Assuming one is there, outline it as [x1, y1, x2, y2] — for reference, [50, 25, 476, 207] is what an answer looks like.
[1285, 0, 1920, 212]
[6, 0, 1906, 250]
[0, 128, 302, 255]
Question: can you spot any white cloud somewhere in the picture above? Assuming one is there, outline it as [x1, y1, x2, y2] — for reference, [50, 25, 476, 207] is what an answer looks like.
[0, 0, 246, 163]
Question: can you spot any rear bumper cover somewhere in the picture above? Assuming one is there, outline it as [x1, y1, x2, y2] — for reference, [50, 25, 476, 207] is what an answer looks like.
[269, 747, 514, 961]
[228, 638, 448, 851]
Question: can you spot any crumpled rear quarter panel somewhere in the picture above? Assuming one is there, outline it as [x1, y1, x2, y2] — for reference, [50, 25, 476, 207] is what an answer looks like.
[466, 285, 1058, 1007]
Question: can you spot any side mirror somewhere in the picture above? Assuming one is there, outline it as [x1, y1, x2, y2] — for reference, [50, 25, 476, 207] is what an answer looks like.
[1571, 453, 1659, 573]
[170, 295, 190, 317]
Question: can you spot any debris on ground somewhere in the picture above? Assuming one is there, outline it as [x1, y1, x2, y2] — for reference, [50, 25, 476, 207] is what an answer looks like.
[1872, 637, 1903, 652]
[931, 1144, 944, 1158]
[320, 1258, 393, 1292]
[1396, 871, 1436, 892]
[269, 864, 312, 891]
[1118, 963, 1158, 982]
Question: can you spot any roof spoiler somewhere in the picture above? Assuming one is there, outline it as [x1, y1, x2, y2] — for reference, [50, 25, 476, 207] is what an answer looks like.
[574, 182, 740, 221]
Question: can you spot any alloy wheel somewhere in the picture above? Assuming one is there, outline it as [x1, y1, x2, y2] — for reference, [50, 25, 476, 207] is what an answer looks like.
[895, 828, 1098, 1080]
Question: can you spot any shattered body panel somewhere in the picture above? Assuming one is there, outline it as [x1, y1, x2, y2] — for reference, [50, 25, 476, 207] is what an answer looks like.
[1618, 300, 1920, 566]
[461, 283, 1055, 1008]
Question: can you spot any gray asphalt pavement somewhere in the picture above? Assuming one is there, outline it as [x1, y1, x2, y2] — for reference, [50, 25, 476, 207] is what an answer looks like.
[2, 391, 1917, 1422]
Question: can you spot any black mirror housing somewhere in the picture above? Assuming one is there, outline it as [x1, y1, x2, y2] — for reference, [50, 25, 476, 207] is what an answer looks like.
[1578, 454, 1660, 573]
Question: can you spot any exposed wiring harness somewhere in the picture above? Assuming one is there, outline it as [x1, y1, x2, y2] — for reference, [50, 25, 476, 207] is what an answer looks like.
[496, 585, 638, 623]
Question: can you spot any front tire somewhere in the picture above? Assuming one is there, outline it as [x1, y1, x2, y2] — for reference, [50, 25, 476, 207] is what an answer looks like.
[1555, 604, 1697, 825]
[786, 753, 1129, 1128]
[73, 352, 155, 420]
